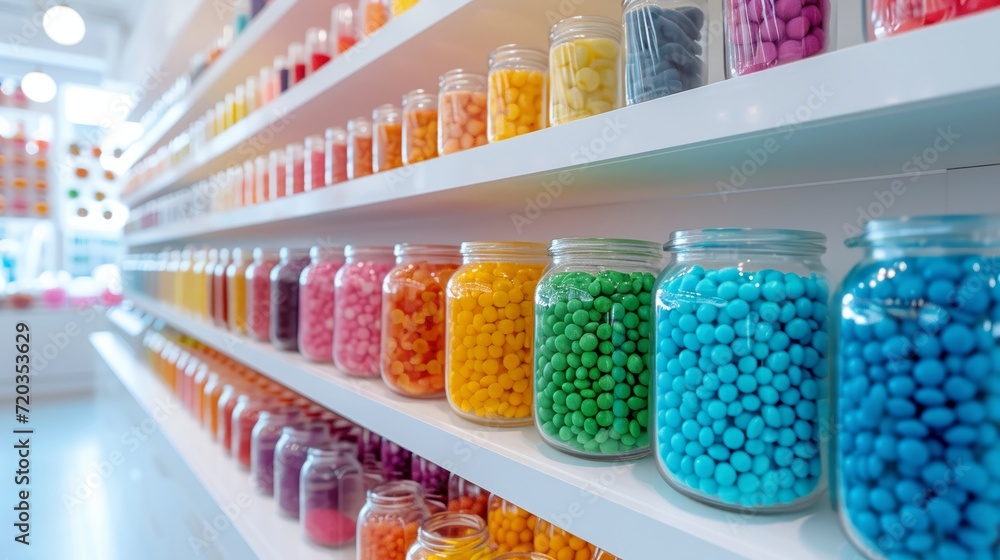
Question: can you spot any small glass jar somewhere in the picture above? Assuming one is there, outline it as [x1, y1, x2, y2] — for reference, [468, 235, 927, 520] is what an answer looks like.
[227, 248, 250, 335]
[306, 27, 331, 71]
[231, 393, 274, 469]
[381, 244, 461, 397]
[289, 42, 307, 84]
[213, 249, 232, 328]
[410, 455, 448, 502]
[438, 70, 488, 156]
[304, 134, 325, 190]
[203, 372, 224, 437]
[334, 245, 396, 376]
[361, 0, 390, 36]
[251, 409, 302, 495]
[270, 248, 312, 351]
[652, 228, 829, 512]
[332, 4, 358, 54]
[533, 518, 596, 560]
[391, 0, 419, 16]
[549, 16, 622, 126]
[358, 480, 431, 560]
[247, 248, 281, 342]
[446, 242, 549, 426]
[402, 89, 438, 165]
[725, 0, 831, 77]
[406, 512, 493, 560]
[301, 442, 366, 547]
[535, 239, 663, 460]
[446, 474, 488, 521]
[275, 423, 332, 517]
[191, 249, 209, 318]
[268, 148, 286, 199]
[176, 249, 193, 307]
[867, 0, 987, 39]
[834, 215, 1000, 560]
[325, 127, 348, 185]
[486, 495, 536, 554]
[488, 45, 547, 142]
[624, 0, 708, 105]
[217, 382, 240, 452]
[348, 117, 373, 180]
[254, 155, 269, 202]
[286, 142, 305, 196]
[373, 104, 403, 173]
[381, 439, 412, 482]
[299, 246, 346, 362]
[242, 159, 256, 205]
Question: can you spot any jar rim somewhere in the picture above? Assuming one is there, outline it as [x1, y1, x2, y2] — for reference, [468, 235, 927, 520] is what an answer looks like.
[403, 88, 436, 105]
[845, 214, 1000, 249]
[460, 241, 548, 259]
[253, 247, 280, 260]
[305, 440, 354, 455]
[489, 44, 548, 67]
[369, 480, 425, 506]
[549, 237, 662, 257]
[373, 103, 400, 120]
[664, 228, 827, 254]
[417, 512, 489, 552]
[439, 68, 487, 88]
[345, 245, 394, 258]
[311, 245, 346, 260]
[395, 243, 461, 258]
[549, 15, 622, 42]
[280, 247, 311, 259]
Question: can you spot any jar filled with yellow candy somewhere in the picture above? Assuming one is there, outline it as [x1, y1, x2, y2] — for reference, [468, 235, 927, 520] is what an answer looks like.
[445, 242, 549, 426]
[486, 495, 537, 553]
[548, 16, 622, 126]
[533, 518, 595, 560]
[406, 512, 494, 559]
[487, 44, 547, 142]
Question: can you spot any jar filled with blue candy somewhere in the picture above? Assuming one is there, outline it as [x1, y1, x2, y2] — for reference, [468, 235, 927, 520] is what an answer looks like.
[835, 215, 1000, 560]
[624, 0, 708, 105]
[652, 228, 830, 512]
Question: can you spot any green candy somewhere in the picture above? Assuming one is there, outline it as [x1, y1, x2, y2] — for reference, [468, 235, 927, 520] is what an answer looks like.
[627, 354, 644, 373]
[597, 392, 614, 410]
[579, 333, 598, 351]
[581, 352, 597, 368]
[581, 399, 598, 416]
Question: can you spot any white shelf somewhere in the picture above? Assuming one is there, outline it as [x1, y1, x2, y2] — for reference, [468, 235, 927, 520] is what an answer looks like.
[123, 293, 861, 560]
[124, 11, 1000, 245]
[90, 330, 354, 560]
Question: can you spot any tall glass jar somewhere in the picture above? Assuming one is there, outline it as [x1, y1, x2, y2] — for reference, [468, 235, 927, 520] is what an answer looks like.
[251, 408, 302, 495]
[487, 45, 547, 143]
[549, 16, 622, 126]
[165, 250, 181, 305]
[402, 89, 438, 165]
[332, 3, 358, 54]
[247, 248, 280, 342]
[299, 246, 346, 362]
[446, 242, 549, 426]
[254, 155, 269, 202]
[286, 142, 305, 196]
[300, 442, 366, 547]
[348, 117, 373, 179]
[177, 249, 193, 308]
[275, 423, 332, 517]
[446, 474, 488, 521]
[438, 69, 487, 156]
[334, 245, 395, 376]
[374, 104, 404, 173]
[268, 148, 286, 199]
[382, 244, 461, 397]
[410, 455, 449, 502]
[406, 512, 493, 559]
[270, 248, 312, 351]
[624, 0, 708, 105]
[358, 480, 431, 560]
[533, 518, 595, 560]
[486, 495, 536, 554]
[535, 239, 663, 460]
[191, 249, 209, 317]
[213, 248, 232, 328]
[361, 0, 390, 36]
[725, 0, 831, 77]
[217, 382, 241, 453]
[325, 126, 348, 185]
[834, 215, 1000, 560]
[231, 393, 275, 469]
[227, 248, 250, 335]
[304, 134, 325, 190]
[652, 229, 830, 512]
[203, 372, 224, 437]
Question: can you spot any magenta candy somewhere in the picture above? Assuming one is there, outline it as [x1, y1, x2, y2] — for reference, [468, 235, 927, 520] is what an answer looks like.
[298, 246, 345, 362]
[758, 18, 785, 41]
[734, 21, 760, 44]
[726, 0, 826, 76]
[810, 27, 824, 46]
[801, 5, 822, 25]
[332, 246, 395, 377]
[777, 40, 804, 62]
[803, 34, 822, 56]
[753, 41, 778, 64]
[785, 16, 809, 39]
[774, 0, 802, 19]
[747, 0, 766, 22]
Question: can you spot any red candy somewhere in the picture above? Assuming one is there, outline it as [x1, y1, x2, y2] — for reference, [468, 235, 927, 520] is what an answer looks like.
[304, 507, 357, 546]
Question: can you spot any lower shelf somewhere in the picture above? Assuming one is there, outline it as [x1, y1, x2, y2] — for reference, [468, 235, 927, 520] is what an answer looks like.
[90, 331, 355, 560]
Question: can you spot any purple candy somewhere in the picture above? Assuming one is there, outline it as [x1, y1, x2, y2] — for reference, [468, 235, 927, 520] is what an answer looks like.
[801, 5, 823, 26]
[803, 34, 822, 56]
[410, 456, 450, 501]
[785, 16, 810, 39]
[380, 439, 412, 482]
[274, 423, 331, 518]
[777, 40, 804, 62]
[774, 0, 802, 20]
[759, 18, 786, 42]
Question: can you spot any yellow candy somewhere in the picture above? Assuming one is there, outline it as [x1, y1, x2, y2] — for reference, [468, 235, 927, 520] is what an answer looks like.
[534, 519, 596, 560]
[488, 67, 546, 142]
[487, 496, 537, 554]
[549, 37, 621, 125]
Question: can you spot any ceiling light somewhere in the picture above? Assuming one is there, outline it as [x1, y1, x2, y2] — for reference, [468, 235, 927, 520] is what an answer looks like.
[43, 5, 87, 46]
[21, 72, 57, 103]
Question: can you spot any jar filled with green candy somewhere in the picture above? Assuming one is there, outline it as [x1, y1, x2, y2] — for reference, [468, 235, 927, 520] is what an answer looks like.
[534, 238, 664, 460]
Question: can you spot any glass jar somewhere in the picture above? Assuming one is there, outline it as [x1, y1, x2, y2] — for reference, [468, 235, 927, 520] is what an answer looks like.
[725, 0, 831, 77]
[381, 438, 413, 482]
[271, 248, 312, 351]
[268, 148, 286, 199]
[381, 244, 461, 397]
[275, 423, 332, 517]
[286, 142, 305, 196]
[348, 117, 373, 180]
[289, 42, 307, 84]
[247, 248, 280, 342]
[304, 134, 325, 190]
[232, 393, 274, 469]
[402, 89, 438, 165]
[867, 0, 990, 39]
[242, 159, 256, 205]
[203, 372, 224, 437]
[298, 246, 346, 362]
[446, 242, 549, 426]
[191, 249, 209, 317]
[359, 428, 383, 468]
[358, 480, 431, 560]
[374, 104, 404, 173]
[410, 455, 449, 502]
[487, 45, 547, 142]
[306, 27, 331, 71]
[217, 382, 240, 452]
[325, 127, 348, 185]
[177, 249, 193, 307]
[334, 245, 396, 376]
[300, 442, 366, 546]
[652, 228, 829, 512]
[332, 3, 358, 54]
[486, 495, 536, 554]
[549, 16, 622, 126]
[251, 409, 302, 495]
[406, 512, 493, 559]
[834, 215, 1000, 560]
[227, 248, 250, 335]
[165, 250, 180, 304]
[213, 249, 232, 328]
[535, 239, 663, 460]
[446, 474, 488, 521]
[254, 155, 270, 202]
[533, 518, 595, 560]
[438, 69, 488, 156]
[624, 0, 708, 105]
[361, 0, 390, 36]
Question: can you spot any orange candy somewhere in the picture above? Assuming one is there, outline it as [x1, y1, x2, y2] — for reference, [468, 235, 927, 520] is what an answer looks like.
[533, 519, 595, 560]
[352, 134, 373, 179]
[439, 91, 488, 155]
[447, 494, 489, 521]
[358, 517, 420, 560]
[487, 495, 537, 554]
[403, 108, 438, 164]
[375, 122, 403, 172]
[363, 0, 389, 35]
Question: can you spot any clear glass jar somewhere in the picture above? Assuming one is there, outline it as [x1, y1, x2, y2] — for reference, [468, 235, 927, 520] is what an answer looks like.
[652, 228, 829, 512]
[380, 439, 412, 482]
[406, 512, 493, 560]
[271, 248, 312, 351]
[535, 239, 663, 460]
[251, 409, 302, 495]
[446, 474, 488, 521]
[227, 248, 250, 335]
[866, 0, 989, 39]
[446, 242, 549, 426]
[361, 0, 390, 36]
[488, 45, 547, 143]
[725, 0, 831, 77]
[306, 27, 331, 71]
[486, 495, 536, 554]
[348, 117, 373, 180]
[165, 250, 181, 304]
[203, 372, 223, 437]
[332, 4, 358, 54]
[213, 248, 232, 328]
[402, 89, 438, 165]
[301, 442, 366, 546]
[247, 248, 280, 342]
[276, 423, 332, 517]
[177, 249, 193, 308]
[268, 148, 286, 199]
[382, 244, 462, 397]
[549, 16, 622, 126]
[242, 159, 256, 205]
[217, 382, 240, 453]
[438, 69, 488, 156]
[410, 455, 449, 502]
[304, 134, 325, 190]
[374, 104, 404, 173]
[334, 245, 396, 376]
[299, 246, 346, 362]
[289, 42, 307, 84]
[533, 518, 595, 560]
[358, 480, 431, 560]
[286, 142, 305, 196]
[834, 215, 1000, 560]
[325, 127, 348, 185]
[358, 428, 383, 469]
[232, 393, 275, 469]
[254, 155, 269, 202]
[624, 0, 708, 105]
[191, 249, 209, 317]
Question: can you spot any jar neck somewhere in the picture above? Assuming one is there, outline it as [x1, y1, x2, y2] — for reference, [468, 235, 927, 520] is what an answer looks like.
[489, 44, 548, 69]
[280, 248, 311, 263]
[417, 513, 489, 553]
[284, 422, 331, 442]
[311, 246, 346, 262]
[460, 241, 549, 264]
[549, 238, 662, 268]
[373, 104, 400, 122]
[368, 480, 425, 509]
[439, 69, 486, 92]
[847, 214, 1000, 251]
[346, 245, 394, 262]
[253, 248, 280, 263]
[550, 15, 622, 43]
[395, 244, 461, 265]
[665, 228, 827, 258]
[403, 89, 436, 109]
[348, 118, 371, 134]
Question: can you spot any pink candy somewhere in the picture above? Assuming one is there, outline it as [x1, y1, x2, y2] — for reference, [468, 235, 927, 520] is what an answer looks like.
[333, 248, 395, 377]
[298, 255, 344, 362]
[727, 0, 828, 76]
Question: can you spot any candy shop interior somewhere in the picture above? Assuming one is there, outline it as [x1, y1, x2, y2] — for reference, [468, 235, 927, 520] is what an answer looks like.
[1, 0, 999, 559]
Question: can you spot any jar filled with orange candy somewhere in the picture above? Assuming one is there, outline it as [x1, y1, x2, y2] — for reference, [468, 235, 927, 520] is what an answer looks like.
[358, 480, 431, 560]
[533, 518, 595, 560]
[348, 116, 374, 180]
[488, 45, 548, 142]
[405, 512, 494, 559]
[487, 494, 537, 554]
[446, 473, 488, 521]
[373, 104, 403, 173]
[402, 89, 438, 165]
[381, 244, 461, 398]
[361, 0, 390, 35]
[438, 69, 488, 156]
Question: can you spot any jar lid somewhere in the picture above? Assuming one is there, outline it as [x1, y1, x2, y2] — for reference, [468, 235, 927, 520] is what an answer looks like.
[846, 214, 1000, 249]
[664, 228, 827, 255]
